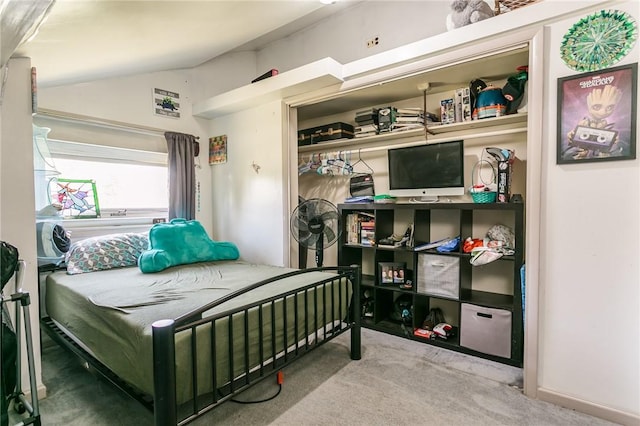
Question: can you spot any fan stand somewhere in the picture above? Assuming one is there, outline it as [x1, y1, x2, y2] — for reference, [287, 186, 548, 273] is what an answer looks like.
[291, 197, 340, 270]
[308, 216, 325, 268]
[315, 237, 324, 268]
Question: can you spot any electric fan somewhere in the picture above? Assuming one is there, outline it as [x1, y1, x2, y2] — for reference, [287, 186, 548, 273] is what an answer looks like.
[290, 198, 341, 268]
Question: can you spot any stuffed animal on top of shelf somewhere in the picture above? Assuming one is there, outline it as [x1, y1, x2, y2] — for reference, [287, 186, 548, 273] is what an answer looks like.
[446, 0, 495, 31]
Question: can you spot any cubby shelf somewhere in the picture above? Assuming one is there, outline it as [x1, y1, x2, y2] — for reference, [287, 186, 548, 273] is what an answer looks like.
[339, 202, 525, 367]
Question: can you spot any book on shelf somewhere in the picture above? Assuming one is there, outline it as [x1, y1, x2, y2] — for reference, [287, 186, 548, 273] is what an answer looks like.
[414, 236, 456, 251]
[396, 107, 423, 116]
[391, 124, 424, 132]
[345, 212, 375, 245]
[395, 116, 424, 123]
[355, 123, 378, 135]
[359, 219, 376, 246]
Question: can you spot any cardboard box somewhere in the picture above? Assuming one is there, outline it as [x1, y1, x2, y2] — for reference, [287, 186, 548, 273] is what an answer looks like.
[496, 160, 513, 203]
[454, 87, 472, 122]
[440, 98, 455, 124]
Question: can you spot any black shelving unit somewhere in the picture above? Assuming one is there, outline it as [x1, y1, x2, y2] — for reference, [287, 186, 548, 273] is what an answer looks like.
[338, 202, 525, 367]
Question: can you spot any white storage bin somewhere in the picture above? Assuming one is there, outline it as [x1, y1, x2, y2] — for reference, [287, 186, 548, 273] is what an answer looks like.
[460, 303, 512, 358]
[416, 254, 459, 299]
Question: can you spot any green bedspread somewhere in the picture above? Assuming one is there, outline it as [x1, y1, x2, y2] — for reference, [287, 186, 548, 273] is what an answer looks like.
[45, 261, 351, 403]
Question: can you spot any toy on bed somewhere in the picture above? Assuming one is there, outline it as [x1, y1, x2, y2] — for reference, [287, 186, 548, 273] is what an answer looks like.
[138, 218, 239, 273]
[446, 0, 495, 31]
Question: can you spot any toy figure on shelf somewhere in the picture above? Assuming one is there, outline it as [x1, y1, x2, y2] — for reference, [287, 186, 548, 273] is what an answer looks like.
[446, 0, 494, 31]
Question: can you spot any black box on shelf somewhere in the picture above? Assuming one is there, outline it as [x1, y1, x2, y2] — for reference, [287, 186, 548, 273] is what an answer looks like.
[298, 122, 355, 146]
[377, 107, 396, 133]
[496, 160, 512, 203]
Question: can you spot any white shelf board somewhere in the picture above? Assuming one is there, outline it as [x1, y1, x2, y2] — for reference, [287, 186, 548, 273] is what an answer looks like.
[429, 113, 527, 134]
[298, 113, 527, 153]
[193, 58, 344, 119]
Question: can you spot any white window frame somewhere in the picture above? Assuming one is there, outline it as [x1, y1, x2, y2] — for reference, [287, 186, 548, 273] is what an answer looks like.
[47, 139, 169, 222]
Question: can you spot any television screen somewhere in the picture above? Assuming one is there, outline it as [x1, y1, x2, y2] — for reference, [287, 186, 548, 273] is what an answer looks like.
[387, 140, 464, 201]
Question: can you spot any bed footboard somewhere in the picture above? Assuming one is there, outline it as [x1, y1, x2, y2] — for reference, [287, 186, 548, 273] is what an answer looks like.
[152, 265, 360, 426]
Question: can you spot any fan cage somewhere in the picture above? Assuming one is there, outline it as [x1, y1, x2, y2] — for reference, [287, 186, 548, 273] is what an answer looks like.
[290, 199, 340, 249]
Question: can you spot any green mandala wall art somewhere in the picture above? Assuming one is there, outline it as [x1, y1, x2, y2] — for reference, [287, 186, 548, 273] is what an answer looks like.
[561, 9, 637, 72]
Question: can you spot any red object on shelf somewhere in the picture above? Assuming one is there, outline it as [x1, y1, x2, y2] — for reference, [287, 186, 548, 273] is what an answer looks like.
[251, 69, 279, 83]
[413, 328, 435, 339]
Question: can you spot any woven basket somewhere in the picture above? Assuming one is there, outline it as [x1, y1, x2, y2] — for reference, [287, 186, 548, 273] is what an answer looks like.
[494, 0, 540, 14]
[471, 191, 497, 203]
[470, 160, 497, 203]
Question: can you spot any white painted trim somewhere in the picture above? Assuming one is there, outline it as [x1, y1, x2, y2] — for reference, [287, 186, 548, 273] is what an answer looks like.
[192, 58, 344, 119]
[538, 388, 640, 426]
[34, 108, 169, 138]
[286, 106, 299, 268]
[522, 27, 547, 400]
[48, 139, 167, 165]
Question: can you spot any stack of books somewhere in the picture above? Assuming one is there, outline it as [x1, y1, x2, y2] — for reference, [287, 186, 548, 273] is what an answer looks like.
[345, 212, 376, 246]
[353, 106, 441, 137]
[392, 108, 425, 132]
[360, 219, 376, 246]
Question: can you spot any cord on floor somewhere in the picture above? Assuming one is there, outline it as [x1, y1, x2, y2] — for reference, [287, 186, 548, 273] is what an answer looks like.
[230, 371, 283, 404]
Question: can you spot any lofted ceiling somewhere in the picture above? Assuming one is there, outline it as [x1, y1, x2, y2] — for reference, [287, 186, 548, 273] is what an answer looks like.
[13, 0, 357, 88]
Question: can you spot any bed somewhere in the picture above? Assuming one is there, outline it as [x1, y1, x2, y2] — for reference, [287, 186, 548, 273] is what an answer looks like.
[39, 233, 361, 426]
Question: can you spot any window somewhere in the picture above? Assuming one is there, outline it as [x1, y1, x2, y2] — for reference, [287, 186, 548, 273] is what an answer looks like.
[47, 139, 169, 218]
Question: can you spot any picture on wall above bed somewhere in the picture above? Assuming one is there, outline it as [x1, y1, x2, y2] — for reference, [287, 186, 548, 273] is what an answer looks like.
[50, 178, 101, 218]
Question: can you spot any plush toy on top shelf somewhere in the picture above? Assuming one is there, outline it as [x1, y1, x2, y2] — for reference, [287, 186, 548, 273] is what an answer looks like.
[446, 0, 495, 31]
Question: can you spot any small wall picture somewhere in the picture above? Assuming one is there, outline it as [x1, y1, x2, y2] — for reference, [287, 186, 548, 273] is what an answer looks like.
[379, 262, 406, 286]
[209, 135, 227, 165]
[153, 88, 180, 119]
[557, 63, 637, 164]
[51, 178, 100, 218]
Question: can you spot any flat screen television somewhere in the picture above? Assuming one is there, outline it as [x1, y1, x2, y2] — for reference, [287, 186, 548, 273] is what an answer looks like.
[387, 140, 465, 202]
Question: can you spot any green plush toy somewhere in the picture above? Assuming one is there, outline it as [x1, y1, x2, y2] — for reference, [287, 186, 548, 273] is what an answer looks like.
[138, 218, 239, 273]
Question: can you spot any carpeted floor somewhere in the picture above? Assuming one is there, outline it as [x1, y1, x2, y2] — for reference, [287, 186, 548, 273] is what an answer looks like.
[9, 328, 615, 426]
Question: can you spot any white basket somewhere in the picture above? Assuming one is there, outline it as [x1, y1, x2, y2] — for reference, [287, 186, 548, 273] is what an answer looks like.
[416, 254, 459, 299]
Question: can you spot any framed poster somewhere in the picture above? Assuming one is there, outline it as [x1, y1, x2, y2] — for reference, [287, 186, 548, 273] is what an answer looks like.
[209, 135, 227, 165]
[557, 63, 637, 164]
[51, 178, 101, 218]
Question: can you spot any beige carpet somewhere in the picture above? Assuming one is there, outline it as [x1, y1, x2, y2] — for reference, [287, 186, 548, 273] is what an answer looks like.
[11, 328, 615, 426]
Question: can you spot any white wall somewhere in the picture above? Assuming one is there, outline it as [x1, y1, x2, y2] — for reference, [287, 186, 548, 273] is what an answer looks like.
[538, 1, 639, 417]
[190, 1, 452, 102]
[189, 50, 258, 103]
[208, 100, 288, 266]
[25, 0, 640, 421]
[36, 69, 215, 235]
[255, 1, 451, 75]
[0, 57, 44, 397]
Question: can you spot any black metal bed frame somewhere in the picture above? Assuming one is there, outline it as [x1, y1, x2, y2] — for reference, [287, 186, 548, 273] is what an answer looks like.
[41, 265, 361, 426]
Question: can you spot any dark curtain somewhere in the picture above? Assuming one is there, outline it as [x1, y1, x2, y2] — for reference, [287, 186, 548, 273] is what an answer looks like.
[164, 132, 196, 220]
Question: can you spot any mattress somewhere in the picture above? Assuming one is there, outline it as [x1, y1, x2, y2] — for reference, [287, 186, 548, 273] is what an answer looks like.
[45, 260, 350, 402]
